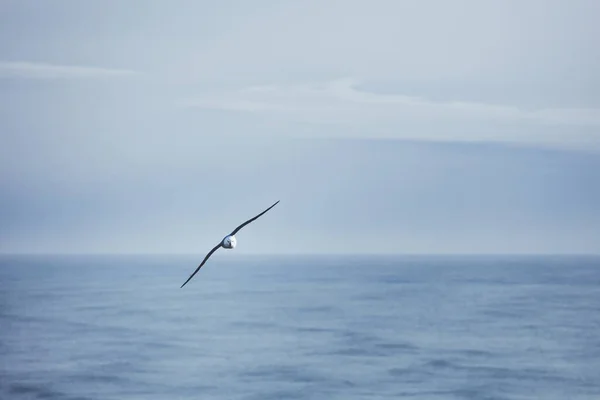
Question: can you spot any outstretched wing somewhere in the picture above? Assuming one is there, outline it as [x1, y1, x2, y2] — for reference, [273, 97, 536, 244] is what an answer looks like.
[229, 200, 280, 236]
[180, 242, 222, 288]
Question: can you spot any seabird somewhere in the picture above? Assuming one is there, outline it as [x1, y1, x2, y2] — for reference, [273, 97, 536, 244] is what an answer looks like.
[180, 200, 280, 288]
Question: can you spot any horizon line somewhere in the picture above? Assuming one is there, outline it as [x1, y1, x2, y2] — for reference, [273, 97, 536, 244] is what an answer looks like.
[1, 252, 599, 257]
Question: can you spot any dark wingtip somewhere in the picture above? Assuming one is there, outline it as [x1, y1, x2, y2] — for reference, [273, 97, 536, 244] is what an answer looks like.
[180, 278, 192, 288]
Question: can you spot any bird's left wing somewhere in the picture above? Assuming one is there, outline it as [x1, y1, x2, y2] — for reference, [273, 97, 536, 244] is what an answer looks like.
[180, 242, 222, 288]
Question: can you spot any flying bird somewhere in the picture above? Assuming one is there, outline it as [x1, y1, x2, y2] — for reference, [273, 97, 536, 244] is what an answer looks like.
[180, 200, 280, 288]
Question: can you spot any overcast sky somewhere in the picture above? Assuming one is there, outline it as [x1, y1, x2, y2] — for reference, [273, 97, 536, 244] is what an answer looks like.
[1, 0, 599, 254]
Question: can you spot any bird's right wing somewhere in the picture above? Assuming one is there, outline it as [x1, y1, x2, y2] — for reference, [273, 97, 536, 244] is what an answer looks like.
[180, 242, 222, 288]
[229, 200, 280, 236]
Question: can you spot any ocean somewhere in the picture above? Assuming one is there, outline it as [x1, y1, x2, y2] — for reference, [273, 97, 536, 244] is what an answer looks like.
[1, 254, 599, 399]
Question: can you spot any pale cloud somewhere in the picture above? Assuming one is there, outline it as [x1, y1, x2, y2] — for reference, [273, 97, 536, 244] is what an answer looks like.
[0, 61, 137, 79]
[183, 78, 600, 126]
[181, 78, 600, 149]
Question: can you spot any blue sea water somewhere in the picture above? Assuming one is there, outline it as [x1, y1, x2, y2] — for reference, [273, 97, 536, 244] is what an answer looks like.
[1, 254, 599, 399]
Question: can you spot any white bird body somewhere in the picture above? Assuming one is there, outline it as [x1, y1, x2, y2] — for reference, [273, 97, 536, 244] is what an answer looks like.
[222, 235, 237, 249]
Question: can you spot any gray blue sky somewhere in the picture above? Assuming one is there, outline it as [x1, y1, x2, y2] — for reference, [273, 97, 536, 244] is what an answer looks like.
[1, 0, 599, 254]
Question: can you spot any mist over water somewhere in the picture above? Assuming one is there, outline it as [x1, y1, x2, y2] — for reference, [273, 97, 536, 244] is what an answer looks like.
[1, 254, 599, 399]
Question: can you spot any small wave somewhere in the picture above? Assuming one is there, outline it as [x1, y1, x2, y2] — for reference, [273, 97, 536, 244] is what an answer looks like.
[241, 364, 327, 384]
[7, 381, 92, 400]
